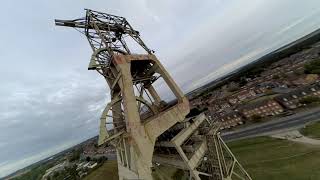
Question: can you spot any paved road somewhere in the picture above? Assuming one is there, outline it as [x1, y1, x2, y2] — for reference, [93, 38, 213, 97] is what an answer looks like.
[222, 108, 320, 141]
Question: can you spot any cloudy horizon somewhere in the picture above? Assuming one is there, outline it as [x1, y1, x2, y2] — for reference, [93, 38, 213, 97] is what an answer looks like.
[1, 0, 320, 177]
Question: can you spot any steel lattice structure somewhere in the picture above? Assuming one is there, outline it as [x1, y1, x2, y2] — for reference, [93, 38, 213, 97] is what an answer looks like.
[56, 9, 151, 73]
[55, 9, 252, 180]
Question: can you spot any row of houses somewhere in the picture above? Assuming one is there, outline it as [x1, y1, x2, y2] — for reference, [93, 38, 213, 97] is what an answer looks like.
[210, 81, 287, 109]
[191, 42, 320, 129]
[217, 42, 320, 109]
[275, 84, 320, 109]
[215, 99, 284, 130]
[213, 83, 320, 129]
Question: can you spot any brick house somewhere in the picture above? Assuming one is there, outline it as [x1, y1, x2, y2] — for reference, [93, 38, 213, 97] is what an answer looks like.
[275, 83, 320, 109]
[208, 100, 231, 113]
[190, 98, 202, 108]
[237, 89, 257, 101]
[218, 112, 244, 130]
[238, 99, 284, 119]
[227, 88, 257, 105]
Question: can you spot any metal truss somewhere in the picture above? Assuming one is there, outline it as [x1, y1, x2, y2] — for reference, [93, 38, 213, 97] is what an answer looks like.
[55, 9, 252, 180]
[55, 9, 151, 76]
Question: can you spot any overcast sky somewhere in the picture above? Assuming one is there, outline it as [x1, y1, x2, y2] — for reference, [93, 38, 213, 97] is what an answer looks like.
[1, 0, 320, 177]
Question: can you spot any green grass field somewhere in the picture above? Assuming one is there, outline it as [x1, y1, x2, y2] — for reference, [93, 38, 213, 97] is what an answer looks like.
[228, 137, 320, 180]
[85, 136, 320, 180]
[83, 160, 118, 180]
[300, 121, 320, 139]
[83, 160, 186, 180]
[152, 165, 189, 180]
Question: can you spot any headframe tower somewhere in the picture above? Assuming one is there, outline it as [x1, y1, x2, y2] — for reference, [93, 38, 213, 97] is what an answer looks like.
[55, 9, 252, 180]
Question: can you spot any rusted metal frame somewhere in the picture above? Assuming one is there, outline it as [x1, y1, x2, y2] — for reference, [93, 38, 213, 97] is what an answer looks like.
[146, 85, 161, 106]
[121, 138, 129, 167]
[87, 11, 130, 56]
[106, 114, 122, 120]
[217, 134, 228, 176]
[86, 32, 104, 48]
[124, 19, 151, 54]
[58, 9, 151, 56]
[135, 84, 144, 111]
[111, 72, 122, 93]
[217, 135, 252, 180]
[114, 125, 125, 129]
[197, 171, 212, 177]
[87, 18, 115, 70]
[85, 31, 97, 51]
[103, 71, 116, 81]
[88, 11, 150, 54]
[232, 171, 246, 180]
[136, 96, 156, 115]
[132, 76, 154, 84]
[119, 36, 131, 54]
[229, 160, 236, 178]
[111, 108, 124, 119]
[119, 142, 125, 165]
[143, 86, 154, 104]
[85, 9, 125, 22]
[85, 9, 90, 36]
[92, 15, 141, 48]
[212, 134, 224, 179]
[106, 106, 124, 120]
[106, 121, 124, 124]
[175, 145, 199, 180]
[85, 30, 112, 73]
[89, 15, 113, 57]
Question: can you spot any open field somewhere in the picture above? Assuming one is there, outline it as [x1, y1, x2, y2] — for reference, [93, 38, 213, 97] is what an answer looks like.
[83, 160, 188, 180]
[228, 137, 320, 180]
[300, 121, 320, 139]
[84, 136, 320, 180]
[83, 161, 118, 180]
[152, 165, 189, 180]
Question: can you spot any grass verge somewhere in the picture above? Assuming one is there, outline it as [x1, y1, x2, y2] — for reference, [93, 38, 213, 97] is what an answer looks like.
[85, 137, 320, 180]
[300, 121, 320, 139]
[228, 137, 320, 180]
[83, 160, 118, 180]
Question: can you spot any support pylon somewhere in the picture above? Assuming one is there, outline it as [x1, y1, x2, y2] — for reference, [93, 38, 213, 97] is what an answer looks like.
[55, 9, 252, 180]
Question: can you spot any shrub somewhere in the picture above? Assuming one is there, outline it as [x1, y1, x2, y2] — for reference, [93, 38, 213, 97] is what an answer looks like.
[251, 115, 263, 122]
[172, 169, 185, 180]
[304, 59, 320, 74]
[299, 96, 320, 104]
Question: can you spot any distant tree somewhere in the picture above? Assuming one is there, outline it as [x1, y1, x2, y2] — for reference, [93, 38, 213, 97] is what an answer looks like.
[52, 172, 59, 178]
[299, 96, 320, 104]
[67, 165, 79, 179]
[86, 156, 91, 162]
[304, 59, 320, 74]
[294, 69, 303, 76]
[281, 73, 288, 78]
[265, 89, 274, 95]
[227, 82, 240, 92]
[251, 115, 263, 122]
[272, 75, 280, 79]
[239, 78, 247, 86]
[247, 67, 264, 78]
[97, 156, 107, 163]
[186, 108, 202, 118]
[172, 169, 185, 180]
[69, 150, 81, 162]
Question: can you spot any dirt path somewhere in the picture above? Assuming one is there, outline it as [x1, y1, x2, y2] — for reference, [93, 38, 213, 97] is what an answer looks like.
[271, 130, 320, 145]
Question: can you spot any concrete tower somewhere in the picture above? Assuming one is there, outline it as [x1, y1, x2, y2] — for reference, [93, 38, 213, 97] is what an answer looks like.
[55, 9, 252, 180]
